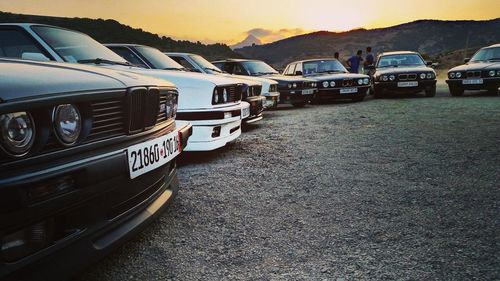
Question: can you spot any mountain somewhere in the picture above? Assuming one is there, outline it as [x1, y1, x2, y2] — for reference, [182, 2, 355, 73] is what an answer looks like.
[231, 34, 262, 50]
[0, 11, 241, 61]
[235, 19, 500, 68]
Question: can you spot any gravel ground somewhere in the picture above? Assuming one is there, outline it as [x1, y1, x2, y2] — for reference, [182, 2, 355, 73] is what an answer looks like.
[79, 88, 499, 280]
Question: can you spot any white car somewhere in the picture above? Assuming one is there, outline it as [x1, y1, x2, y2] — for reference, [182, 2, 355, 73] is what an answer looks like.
[105, 45, 266, 124]
[166, 52, 280, 109]
[0, 23, 244, 151]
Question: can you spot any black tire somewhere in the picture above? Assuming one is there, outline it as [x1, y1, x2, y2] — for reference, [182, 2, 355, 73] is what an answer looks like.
[292, 102, 307, 108]
[372, 86, 383, 99]
[449, 87, 464, 97]
[425, 86, 436, 97]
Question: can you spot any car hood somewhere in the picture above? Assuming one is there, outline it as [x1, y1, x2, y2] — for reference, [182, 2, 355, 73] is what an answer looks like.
[305, 73, 369, 81]
[375, 66, 434, 75]
[258, 74, 316, 83]
[449, 61, 500, 72]
[0, 59, 174, 102]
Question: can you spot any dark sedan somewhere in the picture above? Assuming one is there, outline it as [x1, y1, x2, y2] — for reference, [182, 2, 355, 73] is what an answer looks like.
[212, 59, 317, 107]
[446, 43, 500, 96]
[283, 58, 370, 102]
[369, 51, 437, 98]
[0, 59, 191, 281]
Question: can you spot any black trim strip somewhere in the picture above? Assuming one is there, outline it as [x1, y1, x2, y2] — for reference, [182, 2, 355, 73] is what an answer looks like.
[176, 109, 241, 121]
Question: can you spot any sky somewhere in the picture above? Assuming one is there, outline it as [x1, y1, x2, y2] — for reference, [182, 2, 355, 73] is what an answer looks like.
[1, 0, 499, 45]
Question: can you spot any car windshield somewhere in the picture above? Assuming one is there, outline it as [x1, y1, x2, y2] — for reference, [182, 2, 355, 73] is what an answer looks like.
[135, 46, 184, 70]
[241, 61, 279, 75]
[31, 26, 128, 64]
[470, 47, 500, 62]
[377, 54, 425, 68]
[189, 54, 222, 73]
[303, 60, 347, 75]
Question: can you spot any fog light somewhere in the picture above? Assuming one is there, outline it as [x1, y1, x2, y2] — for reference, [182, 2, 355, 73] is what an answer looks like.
[211, 126, 221, 138]
[1, 220, 54, 262]
[27, 175, 75, 203]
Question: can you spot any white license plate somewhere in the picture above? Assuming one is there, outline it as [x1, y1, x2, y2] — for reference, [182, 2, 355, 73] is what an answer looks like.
[463, 79, 483, 85]
[302, 89, 315, 95]
[241, 107, 250, 118]
[340, 88, 358, 94]
[397, 81, 419, 87]
[127, 131, 181, 179]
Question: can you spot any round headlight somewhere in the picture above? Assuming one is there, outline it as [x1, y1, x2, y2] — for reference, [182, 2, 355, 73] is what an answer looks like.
[357, 79, 362, 85]
[420, 73, 426, 79]
[214, 91, 219, 103]
[456, 72, 462, 78]
[0, 112, 35, 156]
[497, 70, 500, 76]
[427, 73, 432, 79]
[449, 72, 455, 79]
[322, 81, 329, 88]
[363, 78, 369, 85]
[381, 75, 388, 81]
[489, 70, 495, 77]
[223, 88, 228, 102]
[389, 75, 395, 81]
[330, 81, 336, 87]
[292, 83, 297, 88]
[312, 82, 317, 87]
[288, 83, 292, 89]
[53, 104, 81, 145]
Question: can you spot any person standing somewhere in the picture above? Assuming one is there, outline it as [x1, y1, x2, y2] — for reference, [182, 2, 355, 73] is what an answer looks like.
[364, 47, 375, 75]
[346, 50, 363, 73]
[334, 52, 340, 60]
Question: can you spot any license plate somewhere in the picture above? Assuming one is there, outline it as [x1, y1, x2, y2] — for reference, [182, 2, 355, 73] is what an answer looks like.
[302, 89, 315, 95]
[397, 81, 418, 87]
[340, 88, 358, 94]
[127, 131, 180, 179]
[241, 107, 250, 118]
[463, 79, 483, 85]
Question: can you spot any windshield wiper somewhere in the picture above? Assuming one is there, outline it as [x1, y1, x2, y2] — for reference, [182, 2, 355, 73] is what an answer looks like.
[204, 67, 222, 73]
[317, 70, 344, 74]
[163, 67, 184, 71]
[255, 71, 277, 75]
[379, 65, 399, 68]
[486, 58, 500, 61]
[77, 58, 132, 67]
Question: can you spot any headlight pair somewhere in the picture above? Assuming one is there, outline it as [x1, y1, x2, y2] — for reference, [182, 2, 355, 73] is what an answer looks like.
[287, 83, 298, 89]
[322, 81, 336, 88]
[488, 70, 500, 77]
[0, 104, 82, 156]
[213, 87, 230, 104]
[420, 73, 434, 79]
[357, 78, 370, 85]
[449, 72, 462, 79]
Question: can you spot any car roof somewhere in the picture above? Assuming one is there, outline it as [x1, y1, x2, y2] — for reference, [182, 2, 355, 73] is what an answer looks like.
[211, 58, 258, 63]
[165, 52, 196, 56]
[484, 43, 500, 48]
[104, 43, 146, 48]
[378, 51, 420, 57]
[288, 58, 339, 64]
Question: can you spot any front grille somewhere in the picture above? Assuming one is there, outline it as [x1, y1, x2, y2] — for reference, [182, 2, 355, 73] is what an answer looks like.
[399, 73, 417, 80]
[127, 88, 159, 133]
[269, 84, 278, 92]
[88, 98, 126, 141]
[246, 85, 262, 97]
[467, 71, 481, 78]
[342, 79, 354, 87]
[213, 84, 243, 104]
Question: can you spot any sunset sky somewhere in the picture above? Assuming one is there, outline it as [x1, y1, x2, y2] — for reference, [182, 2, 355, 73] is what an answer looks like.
[1, 0, 499, 44]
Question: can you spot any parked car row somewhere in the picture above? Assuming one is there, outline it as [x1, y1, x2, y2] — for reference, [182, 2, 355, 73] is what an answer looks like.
[0, 22, 498, 281]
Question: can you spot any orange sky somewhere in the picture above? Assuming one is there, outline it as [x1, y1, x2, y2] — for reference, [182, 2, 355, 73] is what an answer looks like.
[1, 0, 498, 44]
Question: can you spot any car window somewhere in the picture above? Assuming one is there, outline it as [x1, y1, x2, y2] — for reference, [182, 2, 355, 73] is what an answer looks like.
[0, 29, 51, 60]
[189, 55, 223, 73]
[233, 63, 248, 75]
[284, 64, 296, 75]
[241, 61, 279, 75]
[171, 56, 199, 72]
[470, 47, 500, 62]
[377, 54, 425, 67]
[133, 46, 183, 70]
[108, 46, 148, 68]
[32, 25, 126, 63]
[303, 60, 346, 74]
[220, 63, 235, 74]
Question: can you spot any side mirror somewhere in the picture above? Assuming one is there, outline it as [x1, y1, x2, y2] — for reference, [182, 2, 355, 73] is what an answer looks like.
[295, 70, 303, 75]
[464, 58, 470, 63]
[21, 52, 50, 62]
[426, 61, 433, 66]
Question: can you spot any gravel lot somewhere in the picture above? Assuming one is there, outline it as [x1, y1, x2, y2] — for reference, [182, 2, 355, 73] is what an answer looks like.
[79, 87, 499, 280]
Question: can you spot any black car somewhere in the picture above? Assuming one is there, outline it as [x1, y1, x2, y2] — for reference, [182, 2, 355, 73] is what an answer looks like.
[446, 43, 500, 96]
[369, 51, 437, 98]
[212, 59, 317, 107]
[0, 59, 192, 281]
[283, 58, 370, 102]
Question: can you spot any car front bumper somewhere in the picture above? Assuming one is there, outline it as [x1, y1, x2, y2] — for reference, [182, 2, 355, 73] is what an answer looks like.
[374, 80, 436, 93]
[243, 95, 266, 124]
[316, 86, 369, 100]
[0, 122, 193, 281]
[262, 91, 280, 109]
[278, 88, 316, 104]
[446, 77, 500, 91]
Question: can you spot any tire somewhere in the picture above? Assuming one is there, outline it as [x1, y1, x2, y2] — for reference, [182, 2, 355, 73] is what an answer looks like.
[425, 86, 436, 97]
[449, 87, 464, 97]
[372, 86, 383, 99]
[292, 102, 306, 108]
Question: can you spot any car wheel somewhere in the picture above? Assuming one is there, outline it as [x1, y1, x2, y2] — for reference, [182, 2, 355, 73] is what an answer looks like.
[425, 86, 436, 97]
[292, 102, 307, 108]
[449, 87, 464, 97]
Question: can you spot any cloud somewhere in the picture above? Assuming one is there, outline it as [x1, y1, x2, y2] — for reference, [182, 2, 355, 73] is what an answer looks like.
[245, 28, 307, 43]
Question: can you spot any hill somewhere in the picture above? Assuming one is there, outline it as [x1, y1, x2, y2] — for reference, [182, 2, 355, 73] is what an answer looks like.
[235, 19, 500, 68]
[231, 34, 262, 50]
[0, 11, 240, 61]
